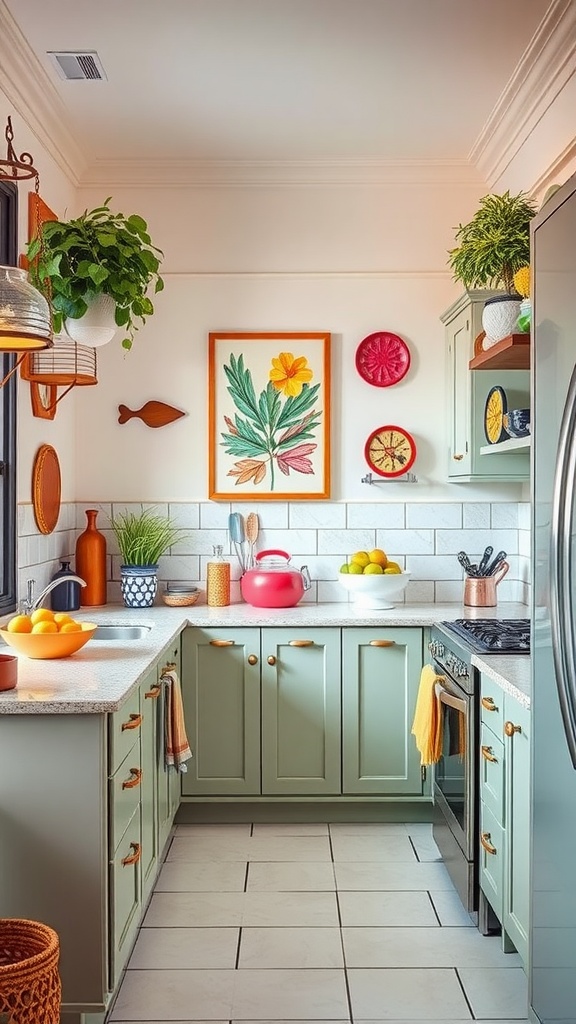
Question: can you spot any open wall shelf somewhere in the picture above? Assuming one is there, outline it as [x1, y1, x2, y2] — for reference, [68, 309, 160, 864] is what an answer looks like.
[469, 334, 530, 370]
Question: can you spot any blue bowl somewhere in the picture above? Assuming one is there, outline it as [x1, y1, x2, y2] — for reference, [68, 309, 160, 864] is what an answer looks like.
[503, 408, 530, 438]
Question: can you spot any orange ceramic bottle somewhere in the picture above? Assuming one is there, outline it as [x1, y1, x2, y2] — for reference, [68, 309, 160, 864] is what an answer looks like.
[75, 509, 107, 606]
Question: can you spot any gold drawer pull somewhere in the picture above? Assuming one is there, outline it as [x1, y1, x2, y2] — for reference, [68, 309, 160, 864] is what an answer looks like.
[504, 720, 522, 737]
[121, 842, 141, 866]
[209, 639, 234, 647]
[121, 713, 143, 732]
[145, 684, 162, 700]
[481, 697, 498, 712]
[267, 655, 276, 666]
[453, 454, 464, 461]
[122, 767, 143, 790]
[289, 640, 314, 647]
[369, 639, 395, 647]
[247, 654, 258, 665]
[481, 745, 498, 763]
[480, 832, 497, 856]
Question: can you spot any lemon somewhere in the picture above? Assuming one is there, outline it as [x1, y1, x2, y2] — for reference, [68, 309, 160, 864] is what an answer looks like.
[53, 612, 73, 627]
[385, 560, 401, 572]
[339, 564, 349, 574]
[384, 566, 402, 575]
[31, 620, 58, 634]
[348, 563, 364, 575]
[364, 563, 384, 574]
[30, 607, 55, 626]
[350, 551, 370, 568]
[6, 614, 32, 633]
[60, 621, 82, 633]
[368, 548, 387, 567]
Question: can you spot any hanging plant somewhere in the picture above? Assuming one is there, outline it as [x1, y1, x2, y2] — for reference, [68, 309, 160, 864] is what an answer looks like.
[26, 199, 164, 350]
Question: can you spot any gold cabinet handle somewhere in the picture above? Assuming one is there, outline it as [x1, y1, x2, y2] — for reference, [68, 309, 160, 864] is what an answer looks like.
[247, 654, 258, 666]
[122, 767, 143, 790]
[481, 697, 498, 712]
[481, 745, 498, 763]
[289, 640, 314, 647]
[504, 720, 522, 737]
[267, 655, 276, 666]
[121, 713, 143, 732]
[453, 454, 464, 461]
[209, 639, 235, 647]
[121, 842, 141, 866]
[145, 684, 162, 700]
[369, 639, 395, 647]
[480, 832, 497, 855]
[161, 661, 177, 675]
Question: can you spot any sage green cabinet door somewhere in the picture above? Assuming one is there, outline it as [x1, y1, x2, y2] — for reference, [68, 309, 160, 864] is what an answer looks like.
[140, 668, 160, 903]
[503, 697, 530, 966]
[261, 628, 341, 795]
[157, 639, 183, 850]
[181, 627, 261, 795]
[342, 627, 424, 795]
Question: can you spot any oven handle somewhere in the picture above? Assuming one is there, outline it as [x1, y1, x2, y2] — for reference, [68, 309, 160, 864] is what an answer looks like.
[434, 682, 467, 715]
[550, 363, 576, 769]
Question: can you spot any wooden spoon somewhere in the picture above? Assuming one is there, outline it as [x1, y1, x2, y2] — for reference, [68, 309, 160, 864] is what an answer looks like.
[245, 512, 260, 569]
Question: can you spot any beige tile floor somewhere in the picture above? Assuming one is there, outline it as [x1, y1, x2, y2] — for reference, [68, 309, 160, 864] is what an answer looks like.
[109, 822, 529, 1023]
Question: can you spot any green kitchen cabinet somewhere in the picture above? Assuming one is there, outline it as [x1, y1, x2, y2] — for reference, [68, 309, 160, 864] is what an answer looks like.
[502, 695, 530, 966]
[261, 628, 341, 795]
[342, 627, 424, 795]
[181, 626, 261, 796]
[140, 666, 159, 904]
[155, 636, 184, 852]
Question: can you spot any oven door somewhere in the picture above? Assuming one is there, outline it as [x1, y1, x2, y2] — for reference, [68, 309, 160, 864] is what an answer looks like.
[432, 672, 475, 861]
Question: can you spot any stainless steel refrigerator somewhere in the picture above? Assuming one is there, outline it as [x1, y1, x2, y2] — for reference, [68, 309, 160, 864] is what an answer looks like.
[531, 170, 576, 1023]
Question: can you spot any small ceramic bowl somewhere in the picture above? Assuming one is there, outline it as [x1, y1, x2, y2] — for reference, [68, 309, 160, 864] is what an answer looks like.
[503, 408, 530, 438]
[161, 584, 200, 607]
[0, 652, 17, 690]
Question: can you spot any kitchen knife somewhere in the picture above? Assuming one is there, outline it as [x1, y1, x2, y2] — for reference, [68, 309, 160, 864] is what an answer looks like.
[478, 545, 494, 576]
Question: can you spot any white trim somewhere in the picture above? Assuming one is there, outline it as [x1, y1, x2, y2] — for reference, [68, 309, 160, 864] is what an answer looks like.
[530, 136, 576, 197]
[470, 0, 576, 187]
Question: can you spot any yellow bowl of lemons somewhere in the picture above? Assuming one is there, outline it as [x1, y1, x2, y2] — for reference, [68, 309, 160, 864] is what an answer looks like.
[0, 609, 98, 659]
[338, 549, 410, 609]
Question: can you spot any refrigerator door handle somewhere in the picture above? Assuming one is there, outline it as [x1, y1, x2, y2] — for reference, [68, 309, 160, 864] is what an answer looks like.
[551, 364, 576, 769]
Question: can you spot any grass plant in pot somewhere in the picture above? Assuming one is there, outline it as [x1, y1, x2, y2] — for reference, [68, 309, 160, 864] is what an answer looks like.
[26, 199, 164, 350]
[448, 190, 537, 348]
[111, 508, 184, 608]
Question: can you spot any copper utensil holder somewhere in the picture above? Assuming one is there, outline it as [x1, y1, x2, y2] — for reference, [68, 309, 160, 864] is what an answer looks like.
[464, 561, 509, 607]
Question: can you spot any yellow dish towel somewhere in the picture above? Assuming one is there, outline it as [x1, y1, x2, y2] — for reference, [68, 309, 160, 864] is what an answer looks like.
[411, 664, 444, 766]
[162, 667, 193, 773]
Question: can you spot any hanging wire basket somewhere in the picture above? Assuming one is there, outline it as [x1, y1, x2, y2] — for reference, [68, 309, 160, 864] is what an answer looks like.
[20, 336, 97, 399]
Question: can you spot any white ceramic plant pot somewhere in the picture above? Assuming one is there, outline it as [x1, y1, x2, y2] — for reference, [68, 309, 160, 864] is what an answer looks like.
[64, 293, 117, 347]
[482, 295, 522, 349]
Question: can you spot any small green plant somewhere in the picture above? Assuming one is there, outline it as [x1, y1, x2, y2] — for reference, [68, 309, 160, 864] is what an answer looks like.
[448, 190, 537, 294]
[111, 508, 184, 566]
[26, 199, 164, 350]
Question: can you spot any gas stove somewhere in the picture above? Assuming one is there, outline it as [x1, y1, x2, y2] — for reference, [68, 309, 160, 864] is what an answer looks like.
[442, 618, 530, 655]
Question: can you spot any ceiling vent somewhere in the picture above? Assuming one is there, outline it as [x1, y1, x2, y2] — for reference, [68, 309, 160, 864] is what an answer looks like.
[47, 51, 107, 81]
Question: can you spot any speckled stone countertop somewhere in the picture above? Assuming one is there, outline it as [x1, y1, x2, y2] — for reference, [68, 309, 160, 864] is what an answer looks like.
[0, 600, 528, 715]
[472, 653, 531, 709]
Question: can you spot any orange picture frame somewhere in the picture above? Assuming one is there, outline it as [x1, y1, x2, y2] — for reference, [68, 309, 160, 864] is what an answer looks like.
[208, 331, 331, 501]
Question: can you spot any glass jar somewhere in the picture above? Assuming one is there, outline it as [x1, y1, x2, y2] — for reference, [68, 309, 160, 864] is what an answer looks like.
[206, 545, 231, 607]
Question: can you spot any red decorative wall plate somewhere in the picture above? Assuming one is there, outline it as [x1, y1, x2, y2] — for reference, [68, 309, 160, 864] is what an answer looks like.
[355, 332, 411, 387]
[364, 425, 417, 478]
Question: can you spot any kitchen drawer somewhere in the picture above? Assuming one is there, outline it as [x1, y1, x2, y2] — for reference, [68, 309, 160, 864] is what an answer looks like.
[479, 801, 504, 920]
[110, 687, 142, 775]
[110, 751, 143, 853]
[480, 680, 504, 738]
[480, 722, 504, 823]
[109, 809, 141, 989]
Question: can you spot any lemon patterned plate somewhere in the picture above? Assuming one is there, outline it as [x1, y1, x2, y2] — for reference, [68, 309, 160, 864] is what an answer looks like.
[484, 385, 508, 444]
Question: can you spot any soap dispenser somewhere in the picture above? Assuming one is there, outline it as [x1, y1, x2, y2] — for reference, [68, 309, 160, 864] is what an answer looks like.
[50, 561, 81, 612]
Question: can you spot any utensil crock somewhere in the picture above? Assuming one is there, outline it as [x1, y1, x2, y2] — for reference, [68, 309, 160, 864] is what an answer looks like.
[464, 561, 509, 607]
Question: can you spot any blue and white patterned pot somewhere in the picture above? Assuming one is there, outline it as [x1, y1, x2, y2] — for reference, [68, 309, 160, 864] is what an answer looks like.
[120, 564, 158, 608]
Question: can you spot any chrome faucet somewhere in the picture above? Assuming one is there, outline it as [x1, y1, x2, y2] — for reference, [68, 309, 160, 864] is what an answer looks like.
[21, 576, 87, 615]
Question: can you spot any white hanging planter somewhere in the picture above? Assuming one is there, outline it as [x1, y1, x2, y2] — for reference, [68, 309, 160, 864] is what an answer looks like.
[482, 295, 522, 349]
[64, 293, 117, 348]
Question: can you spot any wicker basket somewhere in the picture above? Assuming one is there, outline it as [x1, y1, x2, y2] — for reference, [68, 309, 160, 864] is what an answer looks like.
[0, 919, 61, 1024]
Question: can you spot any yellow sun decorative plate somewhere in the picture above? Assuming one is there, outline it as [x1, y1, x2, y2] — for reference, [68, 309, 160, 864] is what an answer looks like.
[484, 386, 508, 444]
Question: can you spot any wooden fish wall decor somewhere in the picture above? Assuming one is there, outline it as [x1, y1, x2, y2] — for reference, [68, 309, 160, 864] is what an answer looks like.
[118, 401, 186, 428]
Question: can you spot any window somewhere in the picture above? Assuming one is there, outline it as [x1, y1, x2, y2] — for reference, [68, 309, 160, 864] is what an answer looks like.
[0, 180, 17, 613]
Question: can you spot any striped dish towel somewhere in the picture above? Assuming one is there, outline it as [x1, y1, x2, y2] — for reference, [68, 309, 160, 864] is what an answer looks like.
[161, 667, 192, 773]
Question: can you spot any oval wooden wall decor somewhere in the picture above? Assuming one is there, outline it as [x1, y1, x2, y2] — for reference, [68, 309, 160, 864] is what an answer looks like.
[32, 444, 61, 535]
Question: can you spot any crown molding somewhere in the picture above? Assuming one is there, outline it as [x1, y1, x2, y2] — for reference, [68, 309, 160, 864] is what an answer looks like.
[0, 1, 86, 186]
[529, 135, 576, 197]
[78, 157, 486, 189]
[470, 0, 576, 187]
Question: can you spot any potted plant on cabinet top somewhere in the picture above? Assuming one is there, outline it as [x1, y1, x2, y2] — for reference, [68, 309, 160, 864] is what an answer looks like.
[111, 507, 184, 607]
[447, 190, 537, 348]
[26, 199, 164, 350]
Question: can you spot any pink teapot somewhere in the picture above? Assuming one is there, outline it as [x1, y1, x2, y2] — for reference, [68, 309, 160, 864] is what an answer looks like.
[240, 549, 311, 608]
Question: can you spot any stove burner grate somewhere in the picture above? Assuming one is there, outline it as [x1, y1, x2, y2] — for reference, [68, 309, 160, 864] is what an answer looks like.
[442, 618, 530, 654]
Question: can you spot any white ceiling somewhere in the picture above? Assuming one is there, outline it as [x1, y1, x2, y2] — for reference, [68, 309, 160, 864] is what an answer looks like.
[1, 0, 551, 173]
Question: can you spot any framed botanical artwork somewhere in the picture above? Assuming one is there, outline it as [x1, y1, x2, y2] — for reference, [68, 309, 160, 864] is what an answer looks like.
[209, 331, 331, 500]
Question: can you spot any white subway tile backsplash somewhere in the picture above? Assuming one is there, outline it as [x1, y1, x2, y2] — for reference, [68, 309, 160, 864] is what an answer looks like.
[168, 503, 200, 529]
[406, 555, 462, 580]
[346, 504, 405, 529]
[462, 503, 491, 529]
[76, 502, 112, 529]
[435, 580, 466, 603]
[289, 502, 346, 529]
[491, 503, 519, 528]
[435, 529, 518, 556]
[405, 580, 435, 603]
[406, 504, 462, 529]
[258, 529, 317, 555]
[318, 580, 348, 603]
[172, 529, 228, 556]
[200, 501, 231, 528]
[157, 554, 201, 583]
[376, 529, 434, 556]
[518, 502, 530, 531]
[294, 555, 345, 580]
[231, 502, 289, 528]
[317, 529, 374, 555]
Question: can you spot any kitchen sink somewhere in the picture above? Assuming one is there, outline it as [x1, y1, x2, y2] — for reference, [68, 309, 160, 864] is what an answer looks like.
[92, 624, 152, 641]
